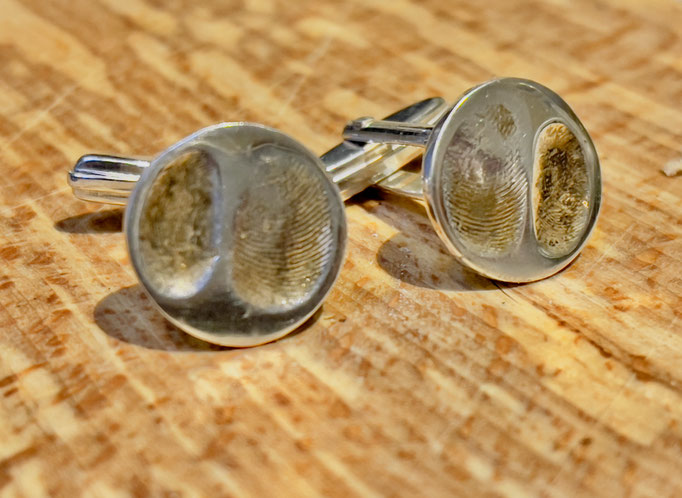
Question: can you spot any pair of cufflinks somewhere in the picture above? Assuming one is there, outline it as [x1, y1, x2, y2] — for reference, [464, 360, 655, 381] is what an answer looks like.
[68, 78, 602, 347]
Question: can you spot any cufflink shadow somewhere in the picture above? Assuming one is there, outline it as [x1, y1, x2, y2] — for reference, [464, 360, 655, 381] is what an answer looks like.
[354, 191, 497, 292]
[376, 233, 496, 291]
[94, 285, 321, 352]
[95, 285, 223, 351]
[55, 208, 124, 234]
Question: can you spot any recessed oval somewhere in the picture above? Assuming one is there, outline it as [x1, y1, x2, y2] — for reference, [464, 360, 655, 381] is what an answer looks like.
[532, 122, 590, 258]
[231, 146, 336, 311]
[441, 130, 528, 258]
[138, 149, 221, 299]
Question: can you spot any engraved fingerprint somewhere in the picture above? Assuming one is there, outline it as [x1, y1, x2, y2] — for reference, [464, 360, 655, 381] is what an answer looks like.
[532, 123, 590, 258]
[486, 104, 516, 138]
[441, 131, 527, 257]
[139, 149, 220, 298]
[231, 155, 335, 310]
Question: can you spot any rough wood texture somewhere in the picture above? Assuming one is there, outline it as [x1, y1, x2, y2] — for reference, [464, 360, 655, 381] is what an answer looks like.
[1, 0, 681, 496]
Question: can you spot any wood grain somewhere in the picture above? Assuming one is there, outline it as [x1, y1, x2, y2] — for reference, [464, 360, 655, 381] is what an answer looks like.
[1, 0, 681, 496]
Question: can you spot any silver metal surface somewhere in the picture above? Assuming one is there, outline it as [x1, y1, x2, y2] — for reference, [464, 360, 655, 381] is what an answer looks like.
[376, 166, 425, 200]
[69, 99, 448, 347]
[68, 98, 449, 205]
[344, 118, 432, 147]
[69, 155, 149, 205]
[126, 123, 346, 347]
[321, 98, 447, 198]
[344, 78, 602, 283]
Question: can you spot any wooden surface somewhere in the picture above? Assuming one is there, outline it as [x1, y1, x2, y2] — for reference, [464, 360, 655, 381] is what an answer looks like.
[1, 0, 681, 496]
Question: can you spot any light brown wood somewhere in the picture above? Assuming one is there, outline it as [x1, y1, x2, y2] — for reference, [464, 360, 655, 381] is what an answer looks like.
[1, 0, 681, 496]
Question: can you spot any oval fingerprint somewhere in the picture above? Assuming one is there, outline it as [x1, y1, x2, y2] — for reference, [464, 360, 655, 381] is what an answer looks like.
[231, 152, 336, 311]
[138, 149, 220, 299]
[532, 122, 590, 258]
[441, 131, 528, 258]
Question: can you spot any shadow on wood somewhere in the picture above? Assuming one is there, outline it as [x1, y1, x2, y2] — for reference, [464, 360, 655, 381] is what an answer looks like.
[353, 191, 496, 292]
[94, 285, 322, 351]
[55, 208, 124, 234]
[377, 233, 496, 291]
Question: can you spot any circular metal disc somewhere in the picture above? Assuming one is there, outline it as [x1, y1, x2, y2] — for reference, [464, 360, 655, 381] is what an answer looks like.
[423, 78, 601, 282]
[125, 123, 347, 347]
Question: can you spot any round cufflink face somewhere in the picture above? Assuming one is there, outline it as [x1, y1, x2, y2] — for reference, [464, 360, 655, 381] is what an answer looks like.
[125, 123, 347, 347]
[423, 78, 601, 282]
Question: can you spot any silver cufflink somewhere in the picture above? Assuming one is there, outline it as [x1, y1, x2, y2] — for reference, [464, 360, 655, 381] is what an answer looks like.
[69, 78, 602, 346]
[68, 99, 448, 347]
[344, 78, 602, 283]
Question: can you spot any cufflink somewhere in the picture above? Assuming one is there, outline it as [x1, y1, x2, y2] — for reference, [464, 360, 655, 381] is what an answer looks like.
[68, 98, 448, 346]
[344, 78, 602, 283]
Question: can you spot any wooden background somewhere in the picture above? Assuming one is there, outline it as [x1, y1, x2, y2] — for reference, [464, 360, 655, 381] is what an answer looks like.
[0, 0, 681, 496]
